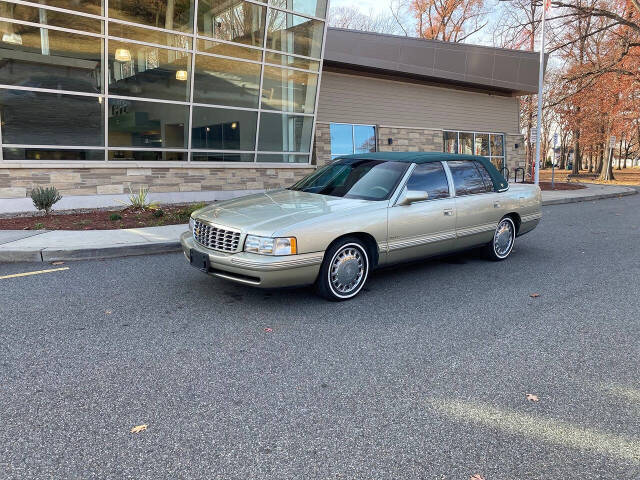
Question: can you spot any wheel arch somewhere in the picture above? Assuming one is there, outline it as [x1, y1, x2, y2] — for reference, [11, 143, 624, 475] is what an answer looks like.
[504, 212, 522, 235]
[325, 232, 380, 267]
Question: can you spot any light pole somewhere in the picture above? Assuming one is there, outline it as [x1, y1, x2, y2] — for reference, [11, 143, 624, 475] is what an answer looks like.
[534, 0, 550, 185]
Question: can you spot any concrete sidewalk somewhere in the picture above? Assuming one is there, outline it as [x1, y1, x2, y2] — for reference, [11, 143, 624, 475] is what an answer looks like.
[0, 183, 636, 263]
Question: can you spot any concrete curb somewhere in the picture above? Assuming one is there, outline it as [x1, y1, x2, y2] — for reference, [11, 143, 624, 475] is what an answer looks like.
[0, 241, 181, 263]
[541, 187, 637, 206]
[1, 187, 636, 263]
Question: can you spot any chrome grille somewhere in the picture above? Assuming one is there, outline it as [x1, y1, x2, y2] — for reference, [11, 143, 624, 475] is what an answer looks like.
[193, 220, 241, 252]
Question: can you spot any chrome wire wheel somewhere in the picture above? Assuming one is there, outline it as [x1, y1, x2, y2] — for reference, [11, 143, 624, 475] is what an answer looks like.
[493, 217, 515, 259]
[328, 243, 368, 298]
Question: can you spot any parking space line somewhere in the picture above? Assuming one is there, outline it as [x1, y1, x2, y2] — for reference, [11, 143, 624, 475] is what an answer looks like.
[0, 267, 70, 280]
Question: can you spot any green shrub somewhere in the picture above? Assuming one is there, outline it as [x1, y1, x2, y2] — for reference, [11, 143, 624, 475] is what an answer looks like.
[30, 186, 62, 215]
[119, 185, 158, 210]
[33, 222, 45, 230]
[176, 202, 207, 221]
[109, 213, 122, 221]
[152, 208, 164, 218]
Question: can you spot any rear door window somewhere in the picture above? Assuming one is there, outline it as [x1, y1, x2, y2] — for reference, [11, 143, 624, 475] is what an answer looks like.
[405, 162, 450, 200]
[448, 160, 488, 196]
[474, 163, 495, 192]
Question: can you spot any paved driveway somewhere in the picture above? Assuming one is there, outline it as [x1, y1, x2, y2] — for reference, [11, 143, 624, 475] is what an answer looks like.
[1, 194, 639, 479]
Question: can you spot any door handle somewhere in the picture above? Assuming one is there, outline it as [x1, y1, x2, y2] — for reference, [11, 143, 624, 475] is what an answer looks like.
[443, 208, 454, 216]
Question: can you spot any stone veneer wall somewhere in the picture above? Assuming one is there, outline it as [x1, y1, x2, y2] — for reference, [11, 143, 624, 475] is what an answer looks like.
[0, 167, 314, 199]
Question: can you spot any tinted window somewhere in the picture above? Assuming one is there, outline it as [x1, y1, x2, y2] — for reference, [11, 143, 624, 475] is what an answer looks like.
[406, 162, 450, 200]
[289, 159, 407, 200]
[448, 160, 487, 196]
[474, 163, 495, 192]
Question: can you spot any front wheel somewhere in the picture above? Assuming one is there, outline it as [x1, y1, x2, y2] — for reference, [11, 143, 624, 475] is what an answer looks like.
[315, 238, 370, 301]
[486, 217, 516, 261]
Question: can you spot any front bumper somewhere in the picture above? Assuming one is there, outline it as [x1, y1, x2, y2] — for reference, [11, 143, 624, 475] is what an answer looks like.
[180, 231, 323, 288]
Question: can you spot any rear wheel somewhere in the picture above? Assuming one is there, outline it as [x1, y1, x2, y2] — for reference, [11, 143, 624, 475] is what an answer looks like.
[487, 216, 516, 261]
[315, 238, 370, 301]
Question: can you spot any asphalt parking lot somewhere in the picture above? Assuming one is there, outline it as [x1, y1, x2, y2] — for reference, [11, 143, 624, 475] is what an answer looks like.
[1, 194, 639, 479]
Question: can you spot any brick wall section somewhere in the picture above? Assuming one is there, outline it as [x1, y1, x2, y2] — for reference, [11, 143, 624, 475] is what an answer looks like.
[0, 167, 314, 199]
[377, 127, 443, 153]
[313, 122, 332, 167]
[504, 133, 526, 178]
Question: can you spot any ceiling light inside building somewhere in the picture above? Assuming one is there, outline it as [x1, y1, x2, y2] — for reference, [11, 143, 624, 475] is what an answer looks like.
[231, 122, 237, 129]
[2, 33, 23, 45]
[114, 48, 131, 62]
[175, 70, 188, 81]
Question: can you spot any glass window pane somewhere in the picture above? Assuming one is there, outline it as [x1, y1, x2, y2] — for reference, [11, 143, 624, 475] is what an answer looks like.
[196, 39, 262, 61]
[0, 1, 102, 33]
[4, 0, 103, 16]
[330, 124, 352, 155]
[490, 134, 504, 156]
[266, 10, 323, 58]
[109, 150, 186, 161]
[3, 148, 104, 160]
[443, 131, 457, 153]
[258, 112, 312, 152]
[353, 125, 376, 153]
[261, 66, 317, 113]
[1, 90, 103, 145]
[191, 106, 257, 150]
[256, 153, 308, 163]
[108, 22, 191, 49]
[198, 0, 266, 48]
[108, 98, 188, 148]
[270, 0, 328, 18]
[491, 157, 504, 171]
[406, 162, 449, 199]
[108, 40, 191, 102]
[473, 162, 494, 192]
[448, 160, 486, 196]
[192, 152, 254, 162]
[264, 51, 320, 71]
[0, 24, 102, 93]
[109, 0, 193, 33]
[193, 55, 261, 108]
[474, 133, 489, 156]
[459, 132, 473, 155]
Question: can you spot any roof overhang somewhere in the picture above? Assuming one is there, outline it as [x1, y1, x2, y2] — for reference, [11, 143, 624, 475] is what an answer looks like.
[324, 28, 548, 96]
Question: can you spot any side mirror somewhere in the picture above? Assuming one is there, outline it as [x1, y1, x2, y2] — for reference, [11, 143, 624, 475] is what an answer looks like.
[397, 189, 429, 206]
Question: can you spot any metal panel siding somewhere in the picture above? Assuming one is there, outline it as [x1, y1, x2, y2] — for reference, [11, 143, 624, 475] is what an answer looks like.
[317, 72, 520, 133]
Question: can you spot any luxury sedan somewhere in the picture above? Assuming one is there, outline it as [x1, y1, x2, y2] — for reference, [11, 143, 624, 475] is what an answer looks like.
[181, 152, 542, 301]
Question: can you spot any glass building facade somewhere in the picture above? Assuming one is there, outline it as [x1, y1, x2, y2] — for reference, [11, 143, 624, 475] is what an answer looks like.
[0, 0, 327, 163]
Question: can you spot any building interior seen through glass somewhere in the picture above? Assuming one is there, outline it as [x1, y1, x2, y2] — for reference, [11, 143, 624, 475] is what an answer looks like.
[0, 0, 327, 162]
[444, 130, 505, 170]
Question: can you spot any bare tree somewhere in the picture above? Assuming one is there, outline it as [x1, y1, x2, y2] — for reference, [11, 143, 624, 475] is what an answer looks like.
[329, 5, 405, 34]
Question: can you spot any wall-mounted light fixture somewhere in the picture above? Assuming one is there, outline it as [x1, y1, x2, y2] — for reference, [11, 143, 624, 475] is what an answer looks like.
[388, 138, 393, 145]
[114, 48, 131, 62]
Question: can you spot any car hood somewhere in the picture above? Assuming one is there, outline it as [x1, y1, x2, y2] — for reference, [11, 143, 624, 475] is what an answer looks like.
[194, 189, 376, 236]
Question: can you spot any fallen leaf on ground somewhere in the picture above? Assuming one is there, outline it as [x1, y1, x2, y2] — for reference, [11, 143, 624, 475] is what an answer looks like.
[130, 424, 148, 434]
[526, 393, 539, 402]
[470, 475, 486, 480]
[264, 327, 273, 333]
[51, 261, 64, 265]
[105, 310, 112, 315]
[529, 293, 540, 298]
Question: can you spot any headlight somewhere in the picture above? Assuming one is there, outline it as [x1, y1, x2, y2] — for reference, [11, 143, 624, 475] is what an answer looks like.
[244, 235, 297, 255]
[189, 216, 195, 232]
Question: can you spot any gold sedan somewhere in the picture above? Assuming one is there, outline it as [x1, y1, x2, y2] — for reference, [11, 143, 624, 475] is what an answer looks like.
[182, 152, 541, 301]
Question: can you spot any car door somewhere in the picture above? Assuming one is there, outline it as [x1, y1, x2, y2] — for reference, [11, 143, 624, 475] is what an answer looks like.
[386, 162, 457, 264]
[447, 160, 503, 249]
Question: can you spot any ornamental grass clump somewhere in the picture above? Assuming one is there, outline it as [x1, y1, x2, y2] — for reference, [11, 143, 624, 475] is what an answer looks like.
[30, 186, 62, 215]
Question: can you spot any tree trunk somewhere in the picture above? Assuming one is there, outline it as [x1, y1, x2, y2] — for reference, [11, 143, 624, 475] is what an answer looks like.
[600, 146, 615, 181]
[572, 129, 580, 174]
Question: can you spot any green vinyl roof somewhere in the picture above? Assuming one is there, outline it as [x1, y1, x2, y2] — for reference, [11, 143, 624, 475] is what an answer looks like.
[335, 152, 509, 191]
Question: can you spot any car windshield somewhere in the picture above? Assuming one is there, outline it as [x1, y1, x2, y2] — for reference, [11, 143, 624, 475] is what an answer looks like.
[289, 159, 408, 200]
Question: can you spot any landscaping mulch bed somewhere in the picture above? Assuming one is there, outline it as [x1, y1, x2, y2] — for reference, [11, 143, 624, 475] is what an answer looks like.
[533, 181, 586, 191]
[0, 203, 206, 231]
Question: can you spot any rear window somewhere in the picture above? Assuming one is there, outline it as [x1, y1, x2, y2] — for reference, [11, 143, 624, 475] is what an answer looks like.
[448, 160, 490, 196]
